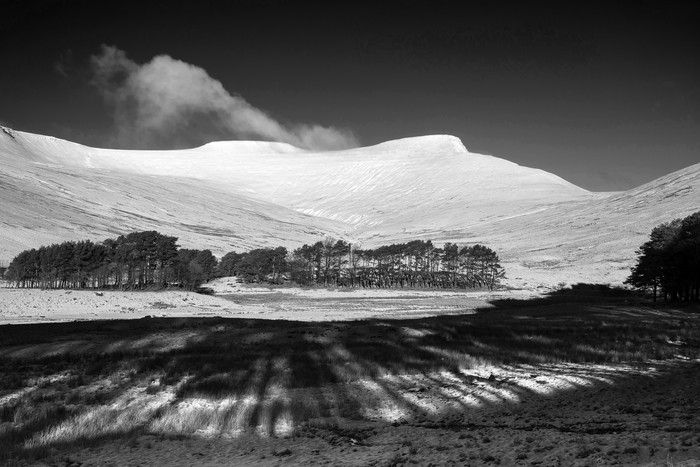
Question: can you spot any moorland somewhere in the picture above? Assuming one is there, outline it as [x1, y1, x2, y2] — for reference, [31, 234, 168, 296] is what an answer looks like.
[1, 283, 699, 466]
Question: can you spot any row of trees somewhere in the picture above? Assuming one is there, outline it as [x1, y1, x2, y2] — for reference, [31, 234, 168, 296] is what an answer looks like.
[219, 247, 288, 284]
[626, 211, 700, 302]
[5, 232, 506, 291]
[5, 231, 217, 290]
[222, 239, 505, 290]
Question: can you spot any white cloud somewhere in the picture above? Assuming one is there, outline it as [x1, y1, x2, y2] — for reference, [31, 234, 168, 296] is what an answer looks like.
[90, 45, 358, 150]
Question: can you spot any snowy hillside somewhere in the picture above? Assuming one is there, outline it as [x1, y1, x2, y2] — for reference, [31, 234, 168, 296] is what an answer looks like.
[0, 127, 349, 261]
[1, 129, 590, 225]
[416, 162, 700, 288]
[1, 126, 698, 288]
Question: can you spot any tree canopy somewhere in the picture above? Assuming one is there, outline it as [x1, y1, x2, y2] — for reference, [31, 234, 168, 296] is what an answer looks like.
[626, 211, 700, 302]
[5, 231, 216, 291]
[5, 232, 506, 292]
[286, 238, 505, 290]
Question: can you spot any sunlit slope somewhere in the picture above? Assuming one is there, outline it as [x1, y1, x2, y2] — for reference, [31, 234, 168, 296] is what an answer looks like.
[1, 126, 697, 288]
[0, 128, 348, 262]
[1, 128, 592, 227]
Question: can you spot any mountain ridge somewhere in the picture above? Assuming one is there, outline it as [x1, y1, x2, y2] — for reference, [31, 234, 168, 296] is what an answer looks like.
[1, 126, 698, 288]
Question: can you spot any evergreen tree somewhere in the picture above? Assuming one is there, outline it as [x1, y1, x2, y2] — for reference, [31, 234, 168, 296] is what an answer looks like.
[626, 212, 700, 302]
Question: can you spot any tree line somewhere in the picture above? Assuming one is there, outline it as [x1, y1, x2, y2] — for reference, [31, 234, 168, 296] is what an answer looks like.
[5, 231, 506, 291]
[626, 211, 700, 302]
[5, 231, 217, 290]
[223, 238, 505, 290]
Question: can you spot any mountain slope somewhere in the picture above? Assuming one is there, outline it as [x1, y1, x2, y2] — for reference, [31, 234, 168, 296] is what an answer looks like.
[0, 128, 592, 231]
[1, 126, 697, 288]
[421, 161, 700, 288]
[0, 127, 350, 261]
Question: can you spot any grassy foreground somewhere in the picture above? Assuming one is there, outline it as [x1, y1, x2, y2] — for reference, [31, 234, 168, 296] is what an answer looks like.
[1, 286, 699, 464]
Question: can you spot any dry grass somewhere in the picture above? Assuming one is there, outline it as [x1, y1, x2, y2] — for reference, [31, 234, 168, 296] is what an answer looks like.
[0, 285, 699, 463]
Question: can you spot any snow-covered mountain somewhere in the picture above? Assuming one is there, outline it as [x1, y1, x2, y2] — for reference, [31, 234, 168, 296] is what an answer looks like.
[1, 126, 697, 288]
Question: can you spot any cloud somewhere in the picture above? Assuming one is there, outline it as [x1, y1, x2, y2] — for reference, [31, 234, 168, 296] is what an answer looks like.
[90, 45, 358, 150]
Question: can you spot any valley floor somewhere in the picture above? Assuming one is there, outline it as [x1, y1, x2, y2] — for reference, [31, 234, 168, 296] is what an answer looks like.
[0, 279, 536, 325]
[0, 282, 699, 466]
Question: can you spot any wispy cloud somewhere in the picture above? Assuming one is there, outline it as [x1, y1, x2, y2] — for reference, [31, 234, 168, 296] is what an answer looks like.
[90, 45, 358, 150]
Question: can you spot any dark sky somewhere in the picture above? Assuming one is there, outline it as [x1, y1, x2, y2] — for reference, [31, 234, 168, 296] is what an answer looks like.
[1, 0, 698, 191]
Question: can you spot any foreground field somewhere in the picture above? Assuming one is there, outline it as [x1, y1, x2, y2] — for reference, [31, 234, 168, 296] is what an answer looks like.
[1, 286, 699, 466]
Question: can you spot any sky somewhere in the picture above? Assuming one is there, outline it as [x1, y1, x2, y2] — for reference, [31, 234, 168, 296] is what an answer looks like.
[0, 0, 698, 191]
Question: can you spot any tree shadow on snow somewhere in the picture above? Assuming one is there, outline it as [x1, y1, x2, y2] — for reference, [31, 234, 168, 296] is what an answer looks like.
[1, 284, 699, 461]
